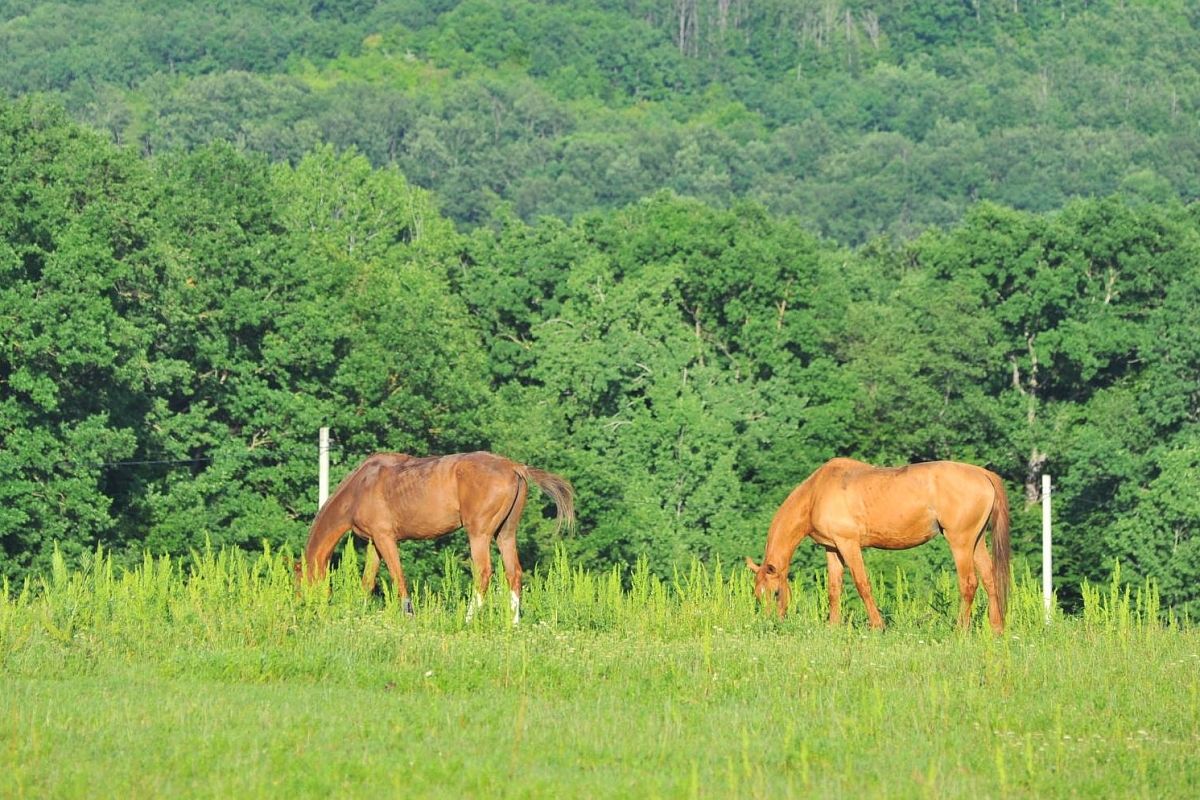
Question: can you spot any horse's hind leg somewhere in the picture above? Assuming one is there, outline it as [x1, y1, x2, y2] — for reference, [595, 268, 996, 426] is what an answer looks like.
[464, 531, 494, 623]
[462, 478, 520, 623]
[371, 536, 414, 616]
[973, 538, 1004, 635]
[945, 501, 993, 631]
[949, 537, 979, 630]
[496, 478, 528, 624]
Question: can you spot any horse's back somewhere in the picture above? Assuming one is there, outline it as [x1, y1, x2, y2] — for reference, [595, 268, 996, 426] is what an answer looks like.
[808, 458, 998, 547]
[908, 461, 996, 503]
[347, 453, 464, 537]
[851, 460, 995, 504]
[817, 458, 992, 493]
[366, 451, 521, 502]
[454, 450, 521, 474]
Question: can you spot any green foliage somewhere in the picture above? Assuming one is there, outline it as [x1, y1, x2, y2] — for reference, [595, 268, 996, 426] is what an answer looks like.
[1106, 436, 1200, 614]
[3, 90, 1200, 612]
[0, 100, 491, 577]
[5, 1, 1199, 240]
[457, 196, 858, 573]
[0, 98, 158, 572]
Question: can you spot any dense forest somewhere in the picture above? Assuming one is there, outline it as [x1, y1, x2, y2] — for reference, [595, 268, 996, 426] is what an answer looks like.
[3, 1, 1199, 241]
[2, 2, 1199, 613]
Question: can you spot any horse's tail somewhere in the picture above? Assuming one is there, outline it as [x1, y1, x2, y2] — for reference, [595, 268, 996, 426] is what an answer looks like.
[521, 466, 576, 534]
[985, 469, 1011, 618]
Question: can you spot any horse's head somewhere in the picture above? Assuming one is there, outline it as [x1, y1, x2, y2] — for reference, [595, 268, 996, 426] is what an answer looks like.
[745, 557, 790, 617]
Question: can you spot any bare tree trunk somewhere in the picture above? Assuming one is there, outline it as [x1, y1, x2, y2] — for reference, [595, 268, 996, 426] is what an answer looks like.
[717, 0, 732, 35]
[862, 10, 881, 49]
[1012, 332, 1047, 504]
[675, 0, 698, 55]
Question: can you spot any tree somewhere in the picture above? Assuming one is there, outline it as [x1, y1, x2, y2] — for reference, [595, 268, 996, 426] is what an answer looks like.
[0, 99, 164, 575]
[1107, 431, 1200, 617]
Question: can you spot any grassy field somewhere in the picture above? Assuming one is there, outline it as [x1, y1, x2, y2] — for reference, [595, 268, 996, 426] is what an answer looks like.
[1, 544, 1197, 798]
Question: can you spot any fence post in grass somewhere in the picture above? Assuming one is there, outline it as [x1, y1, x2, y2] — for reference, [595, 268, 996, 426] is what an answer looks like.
[1042, 473, 1052, 623]
[319, 427, 330, 510]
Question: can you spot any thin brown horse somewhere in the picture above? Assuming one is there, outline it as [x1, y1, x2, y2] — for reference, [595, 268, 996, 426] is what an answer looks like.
[746, 458, 1011, 633]
[301, 451, 575, 623]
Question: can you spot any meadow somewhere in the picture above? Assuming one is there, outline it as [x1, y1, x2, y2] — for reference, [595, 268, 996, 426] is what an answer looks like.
[1, 543, 1197, 799]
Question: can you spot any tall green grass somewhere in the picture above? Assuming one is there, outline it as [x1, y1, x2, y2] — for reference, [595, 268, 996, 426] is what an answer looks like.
[1, 543, 1196, 798]
[2, 540, 1173, 651]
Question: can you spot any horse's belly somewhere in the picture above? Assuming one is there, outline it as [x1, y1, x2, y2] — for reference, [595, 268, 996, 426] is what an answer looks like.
[397, 506, 462, 538]
[861, 512, 941, 550]
[811, 498, 940, 550]
[863, 527, 940, 550]
[354, 497, 460, 539]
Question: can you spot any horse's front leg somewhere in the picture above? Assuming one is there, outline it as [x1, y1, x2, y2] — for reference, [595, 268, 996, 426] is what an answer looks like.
[361, 541, 382, 594]
[372, 536, 414, 616]
[825, 548, 845, 625]
[838, 543, 885, 630]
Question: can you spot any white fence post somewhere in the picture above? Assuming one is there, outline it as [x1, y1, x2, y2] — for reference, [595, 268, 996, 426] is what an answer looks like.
[1042, 473, 1052, 622]
[318, 427, 330, 510]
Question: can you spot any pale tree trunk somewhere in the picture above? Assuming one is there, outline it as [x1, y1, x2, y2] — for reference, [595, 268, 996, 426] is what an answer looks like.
[675, 0, 698, 55]
[862, 10, 881, 49]
[717, 0, 732, 34]
[1012, 331, 1047, 504]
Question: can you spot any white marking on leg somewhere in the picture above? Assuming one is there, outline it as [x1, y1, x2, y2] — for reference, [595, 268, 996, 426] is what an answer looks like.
[465, 591, 483, 623]
[510, 590, 521, 626]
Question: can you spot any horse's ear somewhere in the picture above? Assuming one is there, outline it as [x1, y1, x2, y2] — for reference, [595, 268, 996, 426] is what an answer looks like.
[745, 557, 760, 573]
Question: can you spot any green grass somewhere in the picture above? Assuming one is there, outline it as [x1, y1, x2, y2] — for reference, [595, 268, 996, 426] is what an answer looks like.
[1, 544, 1197, 798]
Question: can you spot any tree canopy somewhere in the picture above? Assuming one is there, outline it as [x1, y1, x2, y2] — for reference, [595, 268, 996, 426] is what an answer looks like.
[2, 2, 1199, 615]
[3, 1, 1198, 241]
[2, 96, 1198, 613]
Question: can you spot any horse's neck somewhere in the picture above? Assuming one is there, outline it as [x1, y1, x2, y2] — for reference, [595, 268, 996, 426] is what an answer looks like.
[766, 482, 813, 569]
[304, 501, 351, 575]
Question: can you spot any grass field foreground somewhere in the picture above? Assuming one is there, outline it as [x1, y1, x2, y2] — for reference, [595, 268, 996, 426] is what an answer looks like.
[1, 544, 1197, 798]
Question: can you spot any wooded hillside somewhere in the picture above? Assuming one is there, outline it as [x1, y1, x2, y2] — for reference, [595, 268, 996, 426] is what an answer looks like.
[2, 2, 1198, 613]
[3, 1, 1197, 240]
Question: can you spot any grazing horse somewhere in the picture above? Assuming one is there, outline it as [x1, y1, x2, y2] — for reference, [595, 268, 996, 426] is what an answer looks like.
[301, 451, 574, 623]
[746, 458, 1011, 633]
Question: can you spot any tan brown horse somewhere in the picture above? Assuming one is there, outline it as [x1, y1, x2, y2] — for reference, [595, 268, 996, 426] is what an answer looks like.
[301, 451, 574, 623]
[746, 458, 1011, 633]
